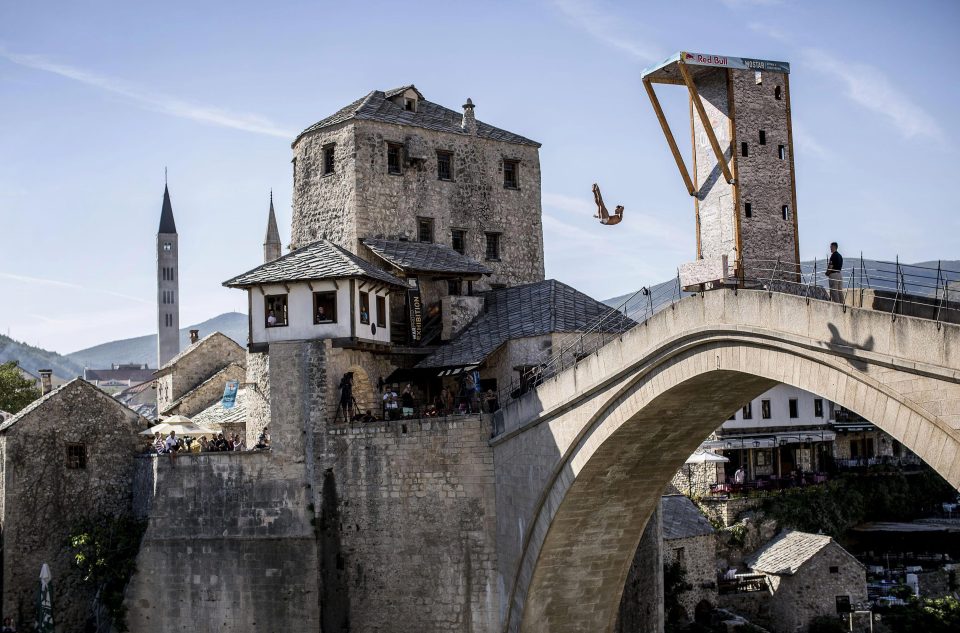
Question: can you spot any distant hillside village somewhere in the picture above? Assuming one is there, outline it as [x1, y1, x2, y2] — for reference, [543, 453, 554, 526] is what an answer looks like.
[0, 72, 958, 633]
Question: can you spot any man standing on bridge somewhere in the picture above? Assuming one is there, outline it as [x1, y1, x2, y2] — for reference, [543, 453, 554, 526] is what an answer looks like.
[827, 242, 844, 303]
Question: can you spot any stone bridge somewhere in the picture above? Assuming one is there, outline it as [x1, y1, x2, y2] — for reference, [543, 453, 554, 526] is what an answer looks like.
[491, 289, 960, 633]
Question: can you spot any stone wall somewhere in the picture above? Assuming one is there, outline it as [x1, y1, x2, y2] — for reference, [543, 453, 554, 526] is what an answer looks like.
[664, 533, 718, 621]
[166, 361, 245, 417]
[125, 453, 319, 633]
[243, 351, 271, 448]
[323, 344, 397, 421]
[156, 332, 246, 413]
[442, 294, 484, 341]
[292, 114, 545, 290]
[617, 505, 664, 633]
[0, 380, 144, 632]
[321, 417, 500, 633]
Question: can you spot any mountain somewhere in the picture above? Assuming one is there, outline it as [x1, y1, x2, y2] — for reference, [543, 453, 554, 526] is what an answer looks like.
[0, 335, 87, 381]
[66, 312, 248, 370]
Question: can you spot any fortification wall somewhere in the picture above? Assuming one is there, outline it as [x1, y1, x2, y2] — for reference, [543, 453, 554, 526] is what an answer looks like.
[320, 416, 500, 633]
[125, 452, 319, 633]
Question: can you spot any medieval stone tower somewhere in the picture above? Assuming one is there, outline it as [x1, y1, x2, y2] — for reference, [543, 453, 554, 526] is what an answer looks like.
[157, 184, 180, 367]
[264, 190, 282, 263]
[643, 52, 800, 286]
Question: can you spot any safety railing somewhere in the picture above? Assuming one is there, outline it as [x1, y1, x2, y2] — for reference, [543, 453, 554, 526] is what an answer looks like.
[490, 256, 960, 438]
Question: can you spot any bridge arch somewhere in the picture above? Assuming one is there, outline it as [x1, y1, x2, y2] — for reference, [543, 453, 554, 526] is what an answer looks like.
[492, 289, 960, 633]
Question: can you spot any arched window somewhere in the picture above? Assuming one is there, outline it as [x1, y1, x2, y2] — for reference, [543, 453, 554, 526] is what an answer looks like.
[774, 86, 782, 100]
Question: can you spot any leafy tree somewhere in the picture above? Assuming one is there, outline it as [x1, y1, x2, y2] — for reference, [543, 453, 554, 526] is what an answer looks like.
[0, 361, 42, 414]
[664, 560, 693, 632]
[879, 596, 960, 633]
[69, 514, 147, 632]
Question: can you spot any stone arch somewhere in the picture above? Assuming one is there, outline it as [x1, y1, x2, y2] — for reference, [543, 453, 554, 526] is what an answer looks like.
[494, 290, 960, 633]
[344, 364, 375, 417]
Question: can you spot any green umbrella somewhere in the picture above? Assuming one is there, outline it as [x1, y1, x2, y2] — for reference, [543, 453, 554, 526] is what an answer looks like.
[36, 563, 54, 633]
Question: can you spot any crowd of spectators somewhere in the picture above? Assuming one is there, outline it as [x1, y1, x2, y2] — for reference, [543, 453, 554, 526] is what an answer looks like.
[146, 427, 272, 461]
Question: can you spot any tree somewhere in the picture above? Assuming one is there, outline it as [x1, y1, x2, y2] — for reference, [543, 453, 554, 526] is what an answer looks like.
[0, 361, 42, 414]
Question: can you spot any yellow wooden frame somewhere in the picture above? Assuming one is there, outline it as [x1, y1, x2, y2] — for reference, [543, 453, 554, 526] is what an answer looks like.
[642, 78, 695, 196]
[678, 60, 735, 185]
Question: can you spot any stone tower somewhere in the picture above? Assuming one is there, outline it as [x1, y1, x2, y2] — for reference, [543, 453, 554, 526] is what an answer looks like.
[290, 85, 544, 289]
[264, 190, 282, 263]
[157, 184, 180, 367]
[642, 52, 800, 287]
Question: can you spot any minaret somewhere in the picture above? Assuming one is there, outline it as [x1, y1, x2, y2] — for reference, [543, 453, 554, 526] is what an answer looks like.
[264, 190, 282, 263]
[157, 183, 180, 367]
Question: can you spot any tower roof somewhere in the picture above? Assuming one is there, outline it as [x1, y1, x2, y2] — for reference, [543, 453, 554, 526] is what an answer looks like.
[158, 184, 177, 234]
[264, 191, 281, 245]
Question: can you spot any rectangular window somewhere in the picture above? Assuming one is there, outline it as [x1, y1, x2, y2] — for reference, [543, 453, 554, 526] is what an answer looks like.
[66, 443, 86, 469]
[447, 279, 461, 296]
[437, 151, 453, 181]
[417, 217, 434, 243]
[265, 294, 288, 328]
[322, 144, 336, 175]
[359, 291, 370, 325]
[404, 98, 416, 112]
[759, 130, 766, 145]
[744, 202, 752, 218]
[313, 291, 337, 324]
[754, 71, 762, 85]
[761, 399, 771, 419]
[376, 295, 387, 328]
[789, 398, 799, 418]
[742, 402, 753, 420]
[814, 399, 824, 418]
[485, 232, 501, 261]
[829, 566, 839, 574]
[451, 229, 466, 254]
[782, 205, 790, 220]
[387, 143, 402, 175]
[503, 159, 519, 189]
[778, 145, 786, 160]
[741, 142, 749, 157]
[729, 410, 737, 421]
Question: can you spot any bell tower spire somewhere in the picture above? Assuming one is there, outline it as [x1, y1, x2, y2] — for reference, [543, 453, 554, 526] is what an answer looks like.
[264, 189, 282, 263]
[157, 180, 180, 367]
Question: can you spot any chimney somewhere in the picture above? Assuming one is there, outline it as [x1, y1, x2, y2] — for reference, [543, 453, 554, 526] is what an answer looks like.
[461, 98, 477, 135]
[189, 329, 200, 344]
[38, 369, 53, 395]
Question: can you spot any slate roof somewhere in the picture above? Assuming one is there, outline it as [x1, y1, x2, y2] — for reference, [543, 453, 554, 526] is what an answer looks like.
[159, 184, 177, 234]
[223, 240, 406, 290]
[84, 365, 155, 384]
[160, 362, 244, 415]
[362, 238, 491, 276]
[746, 530, 858, 576]
[661, 495, 715, 541]
[155, 331, 243, 375]
[416, 279, 635, 369]
[192, 387, 250, 428]
[294, 86, 540, 147]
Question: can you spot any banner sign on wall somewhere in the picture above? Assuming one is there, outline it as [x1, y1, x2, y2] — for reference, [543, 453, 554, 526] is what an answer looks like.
[407, 278, 423, 342]
[222, 380, 239, 410]
[680, 51, 790, 74]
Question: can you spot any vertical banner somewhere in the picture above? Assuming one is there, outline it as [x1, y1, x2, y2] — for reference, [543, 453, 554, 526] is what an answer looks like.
[407, 278, 423, 342]
[222, 379, 239, 410]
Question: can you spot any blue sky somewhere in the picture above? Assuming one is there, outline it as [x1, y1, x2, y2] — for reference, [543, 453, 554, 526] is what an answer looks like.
[1, 0, 958, 354]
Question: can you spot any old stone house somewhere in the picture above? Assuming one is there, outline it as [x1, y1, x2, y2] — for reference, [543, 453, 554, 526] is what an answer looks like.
[744, 530, 867, 633]
[0, 378, 146, 631]
[661, 494, 718, 622]
[155, 331, 245, 417]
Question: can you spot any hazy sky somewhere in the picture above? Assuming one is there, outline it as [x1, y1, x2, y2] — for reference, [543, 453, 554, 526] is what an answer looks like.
[1, 0, 958, 354]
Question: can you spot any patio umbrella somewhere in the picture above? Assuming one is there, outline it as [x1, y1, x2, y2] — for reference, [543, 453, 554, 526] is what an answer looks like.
[684, 449, 730, 464]
[36, 563, 54, 633]
[139, 415, 216, 437]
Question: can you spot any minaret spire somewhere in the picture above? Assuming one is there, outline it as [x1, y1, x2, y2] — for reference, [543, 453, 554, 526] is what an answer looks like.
[157, 181, 180, 368]
[264, 189, 282, 263]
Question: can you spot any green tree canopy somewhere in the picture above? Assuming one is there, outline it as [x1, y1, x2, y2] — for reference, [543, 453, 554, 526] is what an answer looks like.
[0, 361, 42, 414]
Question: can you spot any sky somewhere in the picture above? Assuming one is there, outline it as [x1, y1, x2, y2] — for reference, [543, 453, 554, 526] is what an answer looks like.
[1, 0, 958, 354]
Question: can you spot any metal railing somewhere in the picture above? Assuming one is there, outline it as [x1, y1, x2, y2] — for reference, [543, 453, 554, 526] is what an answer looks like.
[490, 256, 960, 438]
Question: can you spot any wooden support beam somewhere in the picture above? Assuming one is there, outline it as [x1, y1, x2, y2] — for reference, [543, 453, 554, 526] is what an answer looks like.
[646, 76, 687, 86]
[643, 78, 696, 196]
[678, 61, 735, 185]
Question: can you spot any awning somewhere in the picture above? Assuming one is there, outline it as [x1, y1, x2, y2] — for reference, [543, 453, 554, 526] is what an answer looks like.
[436, 365, 479, 377]
[702, 431, 837, 450]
